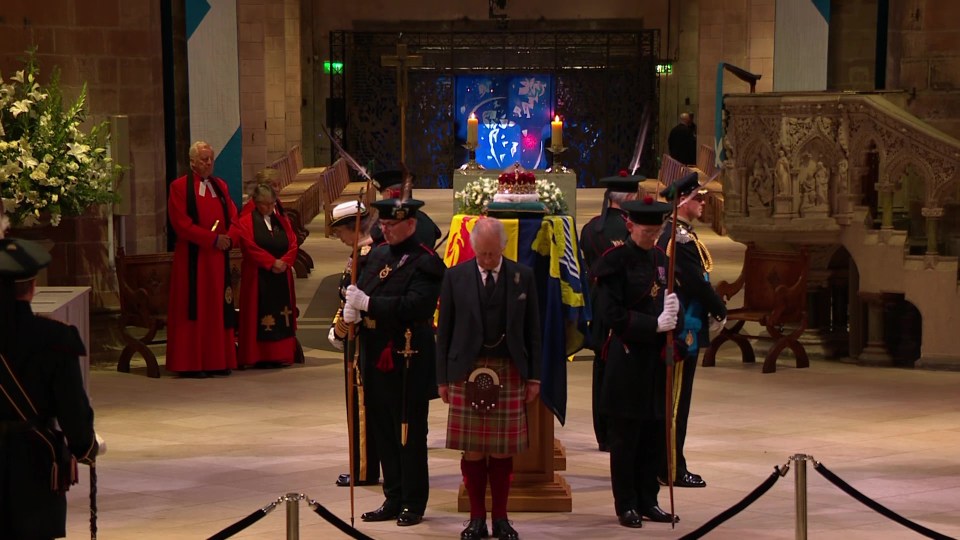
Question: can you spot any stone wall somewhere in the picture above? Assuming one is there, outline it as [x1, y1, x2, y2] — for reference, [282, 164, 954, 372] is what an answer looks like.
[1, 0, 165, 297]
[887, 0, 960, 138]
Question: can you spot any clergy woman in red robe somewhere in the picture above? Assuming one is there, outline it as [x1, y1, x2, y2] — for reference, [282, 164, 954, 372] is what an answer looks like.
[166, 141, 239, 377]
[234, 183, 299, 368]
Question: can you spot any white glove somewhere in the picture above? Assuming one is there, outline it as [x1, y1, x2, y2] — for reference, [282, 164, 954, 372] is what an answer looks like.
[657, 293, 679, 333]
[345, 285, 370, 311]
[343, 304, 360, 324]
[95, 432, 107, 456]
[327, 327, 344, 351]
[710, 317, 727, 334]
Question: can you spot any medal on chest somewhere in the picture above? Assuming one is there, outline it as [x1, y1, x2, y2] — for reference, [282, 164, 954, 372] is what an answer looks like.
[379, 264, 392, 280]
[649, 281, 660, 299]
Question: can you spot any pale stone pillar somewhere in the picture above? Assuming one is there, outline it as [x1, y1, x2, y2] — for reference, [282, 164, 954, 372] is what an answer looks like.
[876, 176, 894, 229]
[858, 292, 892, 366]
[921, 207, 942, 255]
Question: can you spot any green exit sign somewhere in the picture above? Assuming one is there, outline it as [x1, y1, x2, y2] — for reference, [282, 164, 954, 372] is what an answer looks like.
[656, 63, 673, 75]
[323, 61, 344, 74]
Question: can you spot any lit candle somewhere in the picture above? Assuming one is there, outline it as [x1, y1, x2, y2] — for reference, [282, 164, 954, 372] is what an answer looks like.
[467, 113, 478, 146]
[551, 115, 563, 148]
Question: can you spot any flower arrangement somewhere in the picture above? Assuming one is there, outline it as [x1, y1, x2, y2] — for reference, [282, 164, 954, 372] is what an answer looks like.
[456, 172, 568, 215]
[0, 51, 119, 227]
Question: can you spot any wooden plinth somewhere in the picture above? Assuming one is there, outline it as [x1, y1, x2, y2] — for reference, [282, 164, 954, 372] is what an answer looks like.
[457, 401, 572, 513]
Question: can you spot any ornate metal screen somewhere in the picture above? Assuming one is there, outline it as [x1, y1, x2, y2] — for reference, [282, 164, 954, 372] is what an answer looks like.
[330, 29, 659, 188]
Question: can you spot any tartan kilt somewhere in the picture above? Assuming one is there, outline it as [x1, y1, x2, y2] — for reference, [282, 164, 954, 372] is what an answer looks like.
[446, 356, 529, 454]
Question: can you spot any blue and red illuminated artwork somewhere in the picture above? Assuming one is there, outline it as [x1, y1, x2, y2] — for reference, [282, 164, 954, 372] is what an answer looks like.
[456, 74, 554, 170]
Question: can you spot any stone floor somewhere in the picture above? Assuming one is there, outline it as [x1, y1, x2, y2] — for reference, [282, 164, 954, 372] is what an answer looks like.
[68, 189, 960, 539]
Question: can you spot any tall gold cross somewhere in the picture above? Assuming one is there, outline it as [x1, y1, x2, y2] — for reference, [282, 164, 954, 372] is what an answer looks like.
[380, 42, 422, 163]
[280, 306, 293, 327]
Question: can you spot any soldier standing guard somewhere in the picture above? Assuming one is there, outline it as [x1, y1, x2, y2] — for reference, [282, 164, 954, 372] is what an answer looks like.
[327, 201, 381, 488]
[657, 172, 727, 488]
[592, 197, 681, 528]
[341, 198, 445, 527]
[580, 171, 642, 452]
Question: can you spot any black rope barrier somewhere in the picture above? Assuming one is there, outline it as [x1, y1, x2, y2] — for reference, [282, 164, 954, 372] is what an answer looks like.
[89, 463, 98, 540]
[310, 500, 377, 540]
[206, 503, 276, 540]
[814, 462, 956, 540]
[679, 466, 785, 540]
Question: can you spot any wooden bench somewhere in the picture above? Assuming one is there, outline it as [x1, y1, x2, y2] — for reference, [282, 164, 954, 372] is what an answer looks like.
[321, 158, 373, 237]
[701, 244, 810, 373]
[115, 248, 303, 377]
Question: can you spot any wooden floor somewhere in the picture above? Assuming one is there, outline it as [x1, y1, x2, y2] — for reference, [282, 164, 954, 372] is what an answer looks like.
[69, 189, 960, 539]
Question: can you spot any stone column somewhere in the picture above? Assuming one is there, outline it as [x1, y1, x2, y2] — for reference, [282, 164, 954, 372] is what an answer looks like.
[921, 206, 942, 255]
[857, 292, 893, 366]
[876, 176, 894, 229]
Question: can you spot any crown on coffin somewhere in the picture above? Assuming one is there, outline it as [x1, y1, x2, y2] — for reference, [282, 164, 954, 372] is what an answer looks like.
[497, 169, 537, 195]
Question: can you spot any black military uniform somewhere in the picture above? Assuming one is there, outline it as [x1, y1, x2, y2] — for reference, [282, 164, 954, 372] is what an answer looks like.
[580, 172, 643, 451]
[369, 170, 442, 249]
[0, 238, 97, 538]
[350, 199, 445, 527]
[657, 173, 727, 488]
[593, 199, 680, 528]
[328, 206, 381, 488]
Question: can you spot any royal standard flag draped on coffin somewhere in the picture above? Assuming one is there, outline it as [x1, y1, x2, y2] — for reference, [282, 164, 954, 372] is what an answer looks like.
[443, 215, 591, 425]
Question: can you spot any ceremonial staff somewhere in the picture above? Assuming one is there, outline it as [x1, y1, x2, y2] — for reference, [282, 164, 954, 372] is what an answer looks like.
[663, 183, 681, 529]
[322, 123, 373, 527]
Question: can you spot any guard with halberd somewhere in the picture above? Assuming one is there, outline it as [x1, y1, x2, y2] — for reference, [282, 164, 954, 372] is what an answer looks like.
[656, 172, 727, 489]
[580, 170, 643, 452]
[341, 197, 446, 527]
[592, 196, 682, 528]
[369, 169, 442, 248]
[327, 201, 382, 489]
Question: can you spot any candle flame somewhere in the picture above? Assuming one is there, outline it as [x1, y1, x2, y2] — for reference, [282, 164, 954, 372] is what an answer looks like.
[470, 112, 476, 120]
[554, 115, 560, 122]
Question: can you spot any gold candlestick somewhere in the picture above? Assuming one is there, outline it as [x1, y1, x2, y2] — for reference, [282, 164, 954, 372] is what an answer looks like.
[546, 144, 567, 173]
[462, 141, 480, 171]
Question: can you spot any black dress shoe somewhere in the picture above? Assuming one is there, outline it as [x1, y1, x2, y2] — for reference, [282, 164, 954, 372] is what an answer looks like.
[178, 371, 208, 379]
[335, 473, 379, 487]
[460, 518, 489, 540]
[492, 518, 519, 540]
[360, 503, 399, 522]
[617, 509, 642, 528]
[396, 508, 423, 526]
[208, 369, 232, 376]
[675, 472, 707, 488]
[641, 505, 679, 523]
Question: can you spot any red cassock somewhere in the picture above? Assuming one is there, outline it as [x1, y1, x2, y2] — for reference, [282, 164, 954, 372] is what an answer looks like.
[166, 173, 239, 373]
[234, 209, 299, 366]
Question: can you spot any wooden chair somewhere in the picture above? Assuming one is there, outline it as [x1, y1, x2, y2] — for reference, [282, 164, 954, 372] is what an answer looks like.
[701, 244, 810, 373]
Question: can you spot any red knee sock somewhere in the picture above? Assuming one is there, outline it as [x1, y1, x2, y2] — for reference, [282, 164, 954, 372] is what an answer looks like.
[461, 457, 488, 519]
[488, 456, 513, 520]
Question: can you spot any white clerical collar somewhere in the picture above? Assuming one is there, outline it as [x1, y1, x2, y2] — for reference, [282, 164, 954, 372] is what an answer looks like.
[198, 177, 215, 197]
[261, 212, 273, 231]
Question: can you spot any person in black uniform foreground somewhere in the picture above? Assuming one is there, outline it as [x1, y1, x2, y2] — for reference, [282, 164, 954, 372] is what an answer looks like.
[580, 170, 642, 452]
[591, 197, 681, 528]
[342, 197, 446, 527]
[0, 237, 100, 539]
[327, 201, 382, 488]
[657, 172, 727, 489]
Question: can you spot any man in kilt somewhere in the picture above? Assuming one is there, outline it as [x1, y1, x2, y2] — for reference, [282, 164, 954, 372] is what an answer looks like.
[436, 217, 542, 540]
[342, 198, 445, 527]
[592, 197, 681, 528]
[327, 201, 380, 488]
